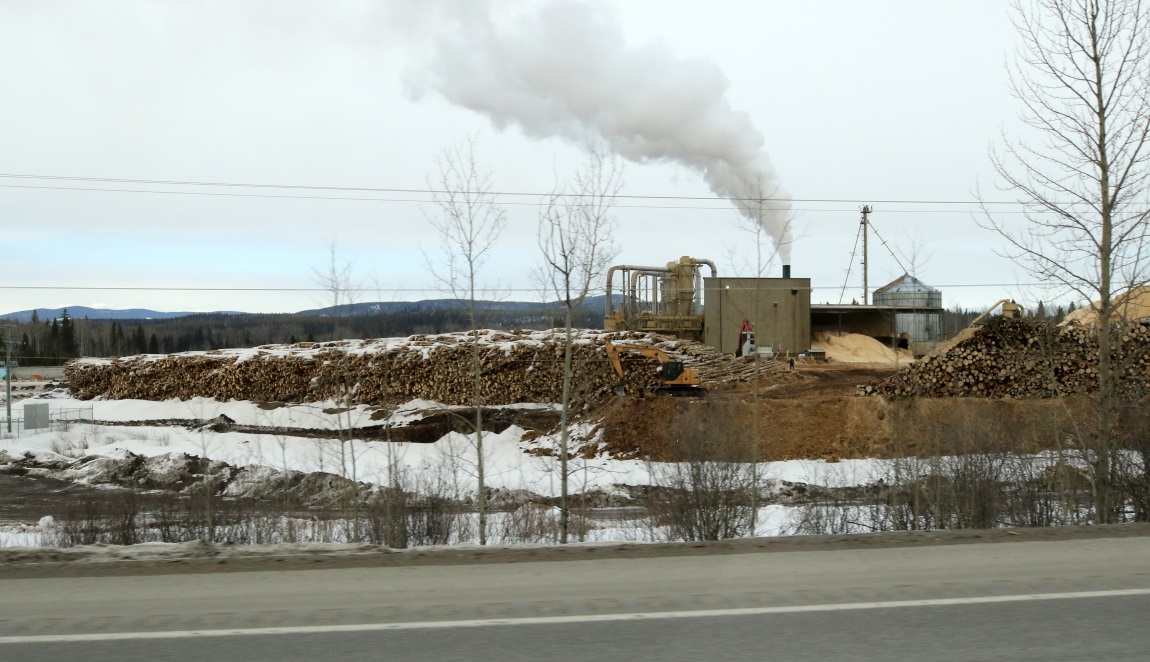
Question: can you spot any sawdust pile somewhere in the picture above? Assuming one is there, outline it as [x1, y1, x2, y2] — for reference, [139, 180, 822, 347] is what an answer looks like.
[1061, 286, 1150, 327]
[810, 332, 914, 364]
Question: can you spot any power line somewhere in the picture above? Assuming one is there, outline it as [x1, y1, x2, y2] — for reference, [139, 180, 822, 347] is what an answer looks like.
[0, 182, 1090, 215]
[0, 283, 1051, 293]
[839, 222, 865, 305]
[867, 222, 907, 273]
[0, 172, 1038, 205]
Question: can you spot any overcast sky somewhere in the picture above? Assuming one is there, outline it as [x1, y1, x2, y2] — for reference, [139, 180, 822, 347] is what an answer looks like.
[1, 0, 1061, 316]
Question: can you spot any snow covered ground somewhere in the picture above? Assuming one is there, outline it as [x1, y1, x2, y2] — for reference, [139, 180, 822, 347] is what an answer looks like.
[1, 396, 886, 494]
[0, 507, 800, 549]
[0, 395, 890, 549]
[0, 522, 43, 548]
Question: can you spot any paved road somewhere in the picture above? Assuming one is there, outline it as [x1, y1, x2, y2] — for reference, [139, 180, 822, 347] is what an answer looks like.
[2, 536, 1149, 660]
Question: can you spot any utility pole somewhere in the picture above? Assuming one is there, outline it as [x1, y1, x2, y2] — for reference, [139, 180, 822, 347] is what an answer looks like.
[860, 205, 872, 305]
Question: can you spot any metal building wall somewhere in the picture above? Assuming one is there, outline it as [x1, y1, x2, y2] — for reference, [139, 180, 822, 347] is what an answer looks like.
[703, 277, 812, 355]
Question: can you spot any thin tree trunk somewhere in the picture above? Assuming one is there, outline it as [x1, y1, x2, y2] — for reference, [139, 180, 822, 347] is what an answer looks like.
[1094, 40, 1115, 524]
[471, 282, 487, 545]
[559, 305, 575, 543]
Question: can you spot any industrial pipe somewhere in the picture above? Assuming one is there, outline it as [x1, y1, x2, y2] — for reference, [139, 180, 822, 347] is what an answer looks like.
[695, 259, 717, 312]
[605, 264, 674, 317]
[630, 269, 672, 316]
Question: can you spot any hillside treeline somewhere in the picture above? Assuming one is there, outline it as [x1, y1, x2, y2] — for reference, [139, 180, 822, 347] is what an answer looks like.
[2, 303, 1064, 366]
[4, 305, 599, 366]
[939, 300, 1075, 337]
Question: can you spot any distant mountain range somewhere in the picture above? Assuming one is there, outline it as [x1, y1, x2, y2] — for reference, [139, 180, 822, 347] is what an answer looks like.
[296, 295, 615, 317]
[1, 296, 619, 322]
[0, 306, 245, 322]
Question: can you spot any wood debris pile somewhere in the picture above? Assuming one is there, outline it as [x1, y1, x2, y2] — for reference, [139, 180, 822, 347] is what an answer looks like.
[865, 318, 1150, 398]
[65, 329, 769, 405]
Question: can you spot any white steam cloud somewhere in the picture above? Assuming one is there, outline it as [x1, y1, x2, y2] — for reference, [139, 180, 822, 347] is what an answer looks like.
[414, 0, 792, 262]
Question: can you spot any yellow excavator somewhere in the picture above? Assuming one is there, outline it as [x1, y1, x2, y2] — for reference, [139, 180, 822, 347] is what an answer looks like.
[604, 341, 704, 397]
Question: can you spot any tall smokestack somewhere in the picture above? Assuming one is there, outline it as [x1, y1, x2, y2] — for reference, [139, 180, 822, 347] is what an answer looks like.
[782, 264, 791, 279]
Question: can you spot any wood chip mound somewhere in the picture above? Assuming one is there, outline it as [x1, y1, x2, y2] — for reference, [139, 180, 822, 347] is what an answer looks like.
[865, 318, 1150, 398]
[810, 331, 914, 364]
[65, 329, 766, 405]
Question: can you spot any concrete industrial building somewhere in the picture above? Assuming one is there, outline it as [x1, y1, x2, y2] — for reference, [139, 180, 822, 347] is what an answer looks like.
[703, 275, 812, 356]
[604, 255, 943, 358]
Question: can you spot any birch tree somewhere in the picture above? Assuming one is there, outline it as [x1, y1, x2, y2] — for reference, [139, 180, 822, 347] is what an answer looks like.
[986, 0, 1150, 521]
[311, 240, 366, 540]
[731, 175, 793, 535]
[535, 148, 622, 543]
[425, 136, 507, 545]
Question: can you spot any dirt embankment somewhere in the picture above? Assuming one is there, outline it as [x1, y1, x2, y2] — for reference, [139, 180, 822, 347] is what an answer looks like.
[593, 364, 1108, 462]
[595, 395, 892, 461]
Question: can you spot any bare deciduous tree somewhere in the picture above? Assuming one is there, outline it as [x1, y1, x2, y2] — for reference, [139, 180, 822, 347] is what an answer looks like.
[728, 176, 795, 534]
[424, 136, 507, 545]
[535, 147, 622, 543]
[984, 0, 1150, 521]
[894, 228, 937, 280]
[648, 403, 761, 541]
[310, 240, 367, 539]
[311, 240, 361, 323]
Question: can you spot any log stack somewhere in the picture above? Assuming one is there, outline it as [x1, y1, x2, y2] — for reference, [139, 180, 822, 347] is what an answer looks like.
[65, 329, 764, 405]
[866, 318, 1150, 398]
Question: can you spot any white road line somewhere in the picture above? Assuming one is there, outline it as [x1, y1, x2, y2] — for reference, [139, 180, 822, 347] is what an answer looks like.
[3, 588, 1149, 644]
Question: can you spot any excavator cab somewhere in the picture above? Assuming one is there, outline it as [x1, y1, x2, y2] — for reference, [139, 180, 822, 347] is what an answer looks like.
[660, 360, 686, 382]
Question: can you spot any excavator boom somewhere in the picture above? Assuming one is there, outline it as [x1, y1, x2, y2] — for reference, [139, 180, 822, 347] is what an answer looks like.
[604, 341, 704, 397]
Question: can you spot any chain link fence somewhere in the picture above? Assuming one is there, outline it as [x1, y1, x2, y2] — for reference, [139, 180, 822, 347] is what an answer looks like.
[0, 406, 94, 440]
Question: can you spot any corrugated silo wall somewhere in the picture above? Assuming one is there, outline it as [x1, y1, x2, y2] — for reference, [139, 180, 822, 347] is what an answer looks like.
[893, 312, 942, 342]
[875, 290, 942, 342]
[873, 291, 942, 308]
[704, 277, 812, 355]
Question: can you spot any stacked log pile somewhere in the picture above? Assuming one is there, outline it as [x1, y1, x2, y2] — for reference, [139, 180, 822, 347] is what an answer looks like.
[867, 318, 1150, 398]
[66, 329, 767, 405]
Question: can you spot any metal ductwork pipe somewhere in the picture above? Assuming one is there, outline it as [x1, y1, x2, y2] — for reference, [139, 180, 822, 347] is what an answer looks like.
[605, 264, 673, 317]
[782, 264, 791, 279]
[695, 259, 717, 313]
[630, 269, 672, 316]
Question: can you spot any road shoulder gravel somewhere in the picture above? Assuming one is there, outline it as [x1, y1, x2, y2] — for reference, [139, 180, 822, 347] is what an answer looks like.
[2, 521, 1149, 579]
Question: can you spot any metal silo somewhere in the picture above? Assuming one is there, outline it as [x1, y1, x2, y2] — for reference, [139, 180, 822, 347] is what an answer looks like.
[873, 274, 942, 343]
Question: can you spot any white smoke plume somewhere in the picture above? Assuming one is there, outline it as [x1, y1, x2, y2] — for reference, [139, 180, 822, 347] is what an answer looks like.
[413, 0, 792, 262]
